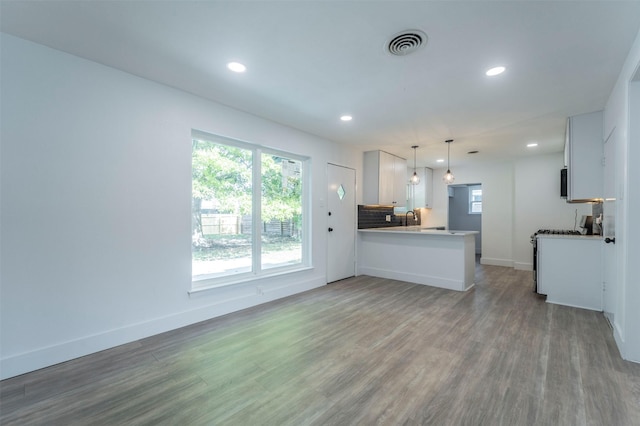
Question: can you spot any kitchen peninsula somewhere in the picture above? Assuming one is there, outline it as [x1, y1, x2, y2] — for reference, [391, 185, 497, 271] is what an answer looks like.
[357, 227, 478, 291]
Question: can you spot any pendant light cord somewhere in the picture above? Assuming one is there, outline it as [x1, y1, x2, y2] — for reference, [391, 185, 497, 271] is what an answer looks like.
[443, 139, 454, 184]
[410, 145, 420, 185]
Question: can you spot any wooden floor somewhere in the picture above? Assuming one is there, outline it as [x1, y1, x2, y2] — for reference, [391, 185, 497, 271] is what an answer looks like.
[2, 264, 640, 425]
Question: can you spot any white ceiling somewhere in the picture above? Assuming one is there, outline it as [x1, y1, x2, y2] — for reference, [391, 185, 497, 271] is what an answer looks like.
[2, 1, 640, 167]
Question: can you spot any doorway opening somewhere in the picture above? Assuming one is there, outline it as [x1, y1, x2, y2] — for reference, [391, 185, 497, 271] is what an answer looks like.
[447, 183, 482, 256]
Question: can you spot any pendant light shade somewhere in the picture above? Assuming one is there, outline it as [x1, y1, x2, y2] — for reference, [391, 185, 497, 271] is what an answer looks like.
[410, 145, 420, 185]
[443, 139, 455, 184]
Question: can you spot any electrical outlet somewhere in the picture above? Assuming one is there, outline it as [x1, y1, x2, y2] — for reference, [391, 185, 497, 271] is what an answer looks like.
[385, 215, 391, 222]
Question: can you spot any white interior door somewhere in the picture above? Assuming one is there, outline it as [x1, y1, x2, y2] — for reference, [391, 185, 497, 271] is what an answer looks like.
[603, 127, 617, 321]
[327, 164, 356, 283]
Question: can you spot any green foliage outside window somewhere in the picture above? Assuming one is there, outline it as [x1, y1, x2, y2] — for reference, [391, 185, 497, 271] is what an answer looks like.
[192, 139, 302, 239]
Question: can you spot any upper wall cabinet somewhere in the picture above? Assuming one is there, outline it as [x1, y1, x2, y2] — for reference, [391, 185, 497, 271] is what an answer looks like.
[363, 150, 407, 206]
[408, 167, 434, 209]
[564, 110, 603, 202]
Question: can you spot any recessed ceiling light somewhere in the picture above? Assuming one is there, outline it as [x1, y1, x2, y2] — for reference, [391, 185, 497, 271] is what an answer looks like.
[227, 62, 246, 73]
[340, 115, 353, 122]
[527, 142, 538, 148]
[486, 66, 506, 76]
[436, 159, 445, 163]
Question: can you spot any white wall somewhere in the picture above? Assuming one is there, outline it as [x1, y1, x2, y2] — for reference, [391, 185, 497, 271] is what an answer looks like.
[604, 27, 640, 362]
[513, 154, 592, 269]
[0, 34, 361, 379]
[424, 161, 514, 267]
[421, 155, 591, 270]
[627, 80, 640, 361]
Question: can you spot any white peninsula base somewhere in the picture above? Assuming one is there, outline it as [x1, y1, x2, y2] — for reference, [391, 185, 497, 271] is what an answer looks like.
[357, 227, 478, 291]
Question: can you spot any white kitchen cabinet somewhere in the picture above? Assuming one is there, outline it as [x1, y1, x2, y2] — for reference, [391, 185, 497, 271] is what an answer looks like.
[363, 150, 407, 206]
[537, 235, 602, 311]
[409, 167, 433, 209]
[564, 110, 603, 201]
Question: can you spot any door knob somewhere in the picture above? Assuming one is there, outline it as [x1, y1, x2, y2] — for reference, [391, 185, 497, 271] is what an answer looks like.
[605, 237, 616, 244]
[328, 227, 334, 232]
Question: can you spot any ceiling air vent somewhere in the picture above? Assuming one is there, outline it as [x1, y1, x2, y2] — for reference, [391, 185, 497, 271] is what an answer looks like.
[387, 30, 428, 56]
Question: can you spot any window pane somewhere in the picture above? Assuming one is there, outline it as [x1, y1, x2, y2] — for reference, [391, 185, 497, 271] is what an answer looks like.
[261, 154, 303, 270]
[469, 186, 482, 214]
[192, 139, 253, 279]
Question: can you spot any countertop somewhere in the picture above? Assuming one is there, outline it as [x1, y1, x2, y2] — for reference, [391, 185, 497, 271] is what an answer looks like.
[358, 226, 479, 236]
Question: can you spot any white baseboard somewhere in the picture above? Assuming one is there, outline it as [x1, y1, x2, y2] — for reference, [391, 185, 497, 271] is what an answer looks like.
[545, 299, 602, 312]
[480, 257, 513, 267]
[358, 267, 472, 292]
[0, 277, 324, 380]
[609, 316, 640, 364]
[614, 323, 626, 359]
[513, 262, 533, 271]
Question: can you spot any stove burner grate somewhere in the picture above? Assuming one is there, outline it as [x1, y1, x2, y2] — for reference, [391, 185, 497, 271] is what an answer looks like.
[535, 229, 581, 235]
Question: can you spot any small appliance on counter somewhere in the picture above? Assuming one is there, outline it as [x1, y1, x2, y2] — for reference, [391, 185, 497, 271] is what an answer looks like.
[594, 213, 603, 235]
[579, 215, 594, 235]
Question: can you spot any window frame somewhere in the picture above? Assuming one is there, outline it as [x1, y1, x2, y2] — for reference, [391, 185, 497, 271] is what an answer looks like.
[468, 185, 482, 215]
[191, 130, 311, 291]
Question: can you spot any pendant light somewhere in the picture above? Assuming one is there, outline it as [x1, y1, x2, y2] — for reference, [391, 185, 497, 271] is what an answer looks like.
[410, 145, 420, 185]
[443, 139, 455, 184]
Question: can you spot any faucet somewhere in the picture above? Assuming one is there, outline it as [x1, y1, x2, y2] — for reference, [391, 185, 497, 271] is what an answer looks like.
[405, 210, 415, 227]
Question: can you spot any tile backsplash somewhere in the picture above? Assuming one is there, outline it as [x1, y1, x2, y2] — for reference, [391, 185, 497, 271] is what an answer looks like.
[358, 205, 420, 229]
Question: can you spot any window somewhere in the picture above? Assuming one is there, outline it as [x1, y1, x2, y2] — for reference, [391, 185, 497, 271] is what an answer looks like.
[469, 186, 482, 214]
[191, 131, 309, 288]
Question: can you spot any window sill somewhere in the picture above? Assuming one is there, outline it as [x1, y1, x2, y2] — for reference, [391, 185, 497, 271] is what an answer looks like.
[189, 265, 314, 296]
